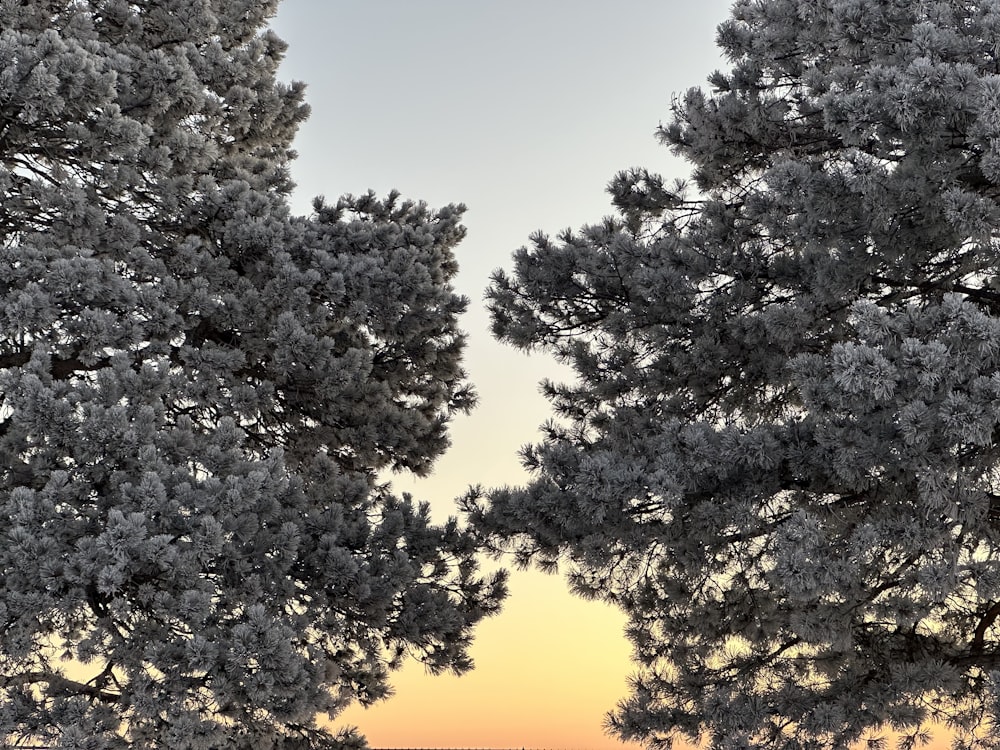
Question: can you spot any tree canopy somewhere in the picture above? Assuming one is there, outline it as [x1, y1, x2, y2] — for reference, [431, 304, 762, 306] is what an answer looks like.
[467, 1, 1000, 748]
[0, 1, 504, 748]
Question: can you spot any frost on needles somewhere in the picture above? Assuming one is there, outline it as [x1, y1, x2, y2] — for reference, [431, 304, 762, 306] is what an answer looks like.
[0, 1, 505, 748]
[466, 1, 1000, 749]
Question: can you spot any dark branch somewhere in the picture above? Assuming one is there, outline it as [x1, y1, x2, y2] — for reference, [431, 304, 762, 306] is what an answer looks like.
[2, 671, 121, 703]
[970, 600, 1000, 656]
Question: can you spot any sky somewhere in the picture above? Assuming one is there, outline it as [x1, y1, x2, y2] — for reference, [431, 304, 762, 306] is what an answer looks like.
[266, 2, 727, 748]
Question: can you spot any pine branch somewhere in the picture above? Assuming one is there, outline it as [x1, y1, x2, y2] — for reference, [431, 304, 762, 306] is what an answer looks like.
[970, 601, 1000, 657]
[2, 671, 121, 703]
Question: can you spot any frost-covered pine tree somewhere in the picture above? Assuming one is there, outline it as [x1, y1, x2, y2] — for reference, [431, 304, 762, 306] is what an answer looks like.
[466, 1, 1000, 748]
[0, 1, 505, 748]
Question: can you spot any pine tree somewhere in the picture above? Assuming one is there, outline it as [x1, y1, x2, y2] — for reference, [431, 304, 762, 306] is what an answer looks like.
[0, 1, 504, 748]
[468, 1, 1000, 748]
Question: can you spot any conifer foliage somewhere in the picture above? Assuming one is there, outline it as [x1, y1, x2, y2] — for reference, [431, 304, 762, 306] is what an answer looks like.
[469, 1, 1000, 748]
[0, 1, 504, 748]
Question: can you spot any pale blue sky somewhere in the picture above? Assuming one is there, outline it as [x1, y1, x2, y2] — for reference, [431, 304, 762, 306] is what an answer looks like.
[271, 0, 731, 510]
[268, 3, 732, 746]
